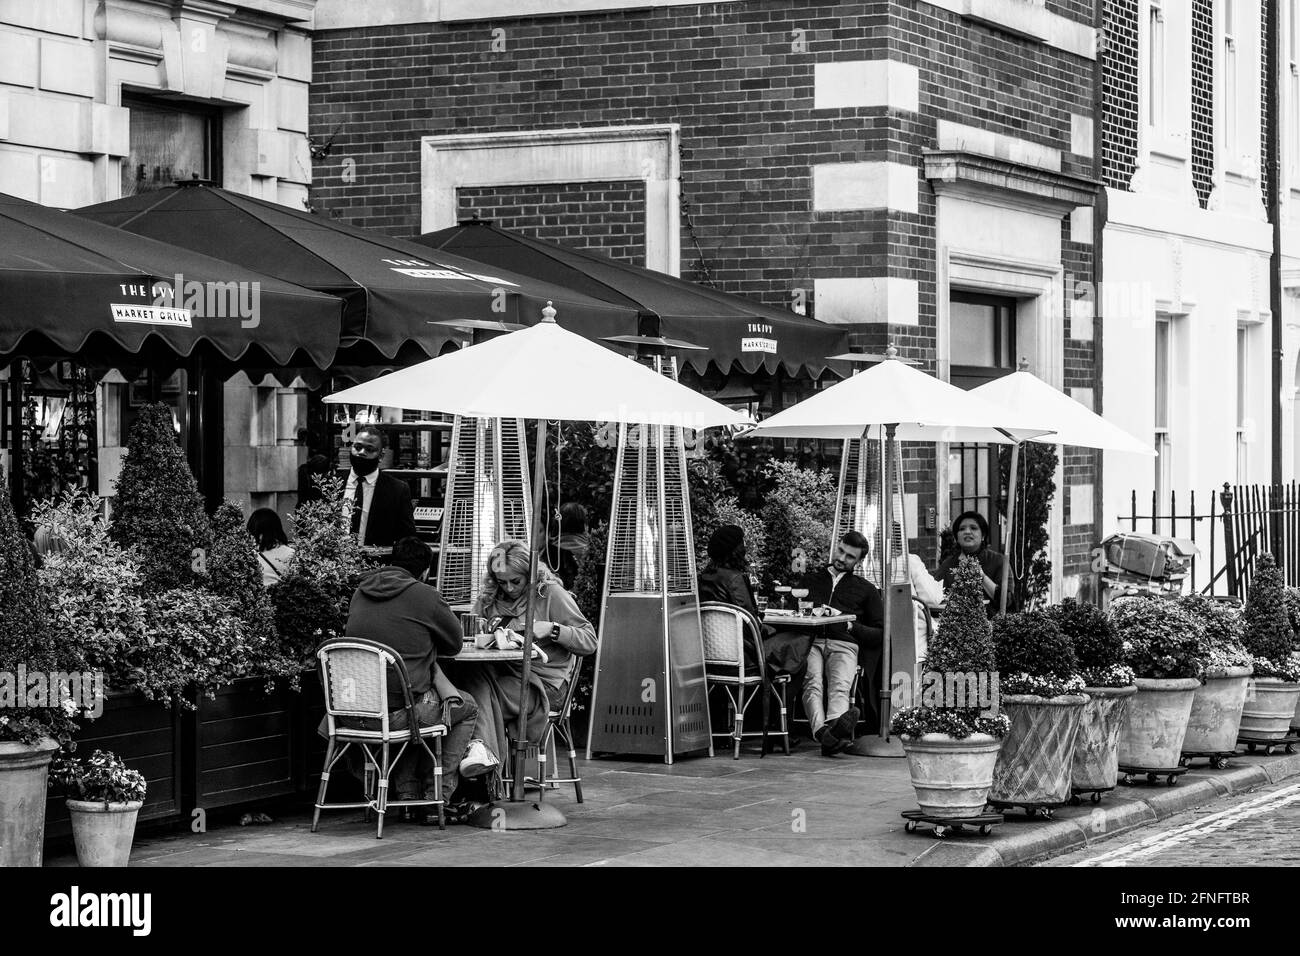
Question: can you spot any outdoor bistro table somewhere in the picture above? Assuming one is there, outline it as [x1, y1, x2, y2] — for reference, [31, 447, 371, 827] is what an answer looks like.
[454, 643, 528, 663]
[762, 610, 857, 627]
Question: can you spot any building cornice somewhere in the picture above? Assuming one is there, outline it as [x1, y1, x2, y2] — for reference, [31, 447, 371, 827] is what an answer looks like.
[923, 149, 1100, 214]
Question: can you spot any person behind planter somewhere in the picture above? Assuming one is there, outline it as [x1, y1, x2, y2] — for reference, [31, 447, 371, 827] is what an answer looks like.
[343, 424, 418, 549]
[323, 536, 479, 809]
[931, 511, 1008, 618]
[698, 524, 771, 673]
[770, 531, 883, 756]
[247, 508, 295, 587]
[456, 540, 597, 798]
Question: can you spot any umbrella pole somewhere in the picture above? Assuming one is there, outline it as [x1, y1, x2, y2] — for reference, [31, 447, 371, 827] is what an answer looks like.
[999, 442, 1021, 615]
[851, 423, 905, 758]
[470, 416, 566, 830]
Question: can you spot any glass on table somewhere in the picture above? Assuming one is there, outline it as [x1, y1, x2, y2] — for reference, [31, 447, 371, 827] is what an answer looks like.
[773, 584, 792, 610]
[756, 596, 769, 616]
[791, 588, 811, 616]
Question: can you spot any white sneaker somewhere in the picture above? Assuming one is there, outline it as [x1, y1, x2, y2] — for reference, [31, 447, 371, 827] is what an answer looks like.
[459, 739, 499, 778]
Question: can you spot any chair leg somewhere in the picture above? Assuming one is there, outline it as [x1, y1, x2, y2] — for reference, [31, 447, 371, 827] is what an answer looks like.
[312, 739, 338, 833]
[376, 742, 391, 839]
[760, 681, 771, 758]
[560, 718, 583, 803]
[777, 683, 790, 755]
[733, 685, 745, 759]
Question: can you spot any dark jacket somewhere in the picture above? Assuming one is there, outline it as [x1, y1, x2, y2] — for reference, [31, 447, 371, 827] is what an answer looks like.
[362, 472, 418, 547]
[798, 565, 885, 658]
[698, 566, 763, 627]
[932, 548, 1009, 617]
[297, 454, 333, 504]
[345, 567, 461, 709]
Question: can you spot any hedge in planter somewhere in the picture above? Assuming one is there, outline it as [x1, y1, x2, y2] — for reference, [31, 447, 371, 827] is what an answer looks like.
[110, 402, 212, 593]
[1178, 594, 1253, 759]
[1047, 599, 1136, 799]
[1239, 554, 1300, 740]
[0, 472, 79, 866]
[988, 609, 1087, 811]
[890, 556, 1009, 819]
[1110, 596, 1206, 773]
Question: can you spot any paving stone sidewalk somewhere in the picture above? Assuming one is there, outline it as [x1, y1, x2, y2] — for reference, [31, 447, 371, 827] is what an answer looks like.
[43, 743, 1300, 867]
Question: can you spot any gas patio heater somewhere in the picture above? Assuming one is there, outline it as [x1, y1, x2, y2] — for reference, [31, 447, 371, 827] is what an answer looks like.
[324, 304, 749, 827]
[750, 345, 1052, 757]
[587, 333, 715, 763]
[428, 320, 531, 607]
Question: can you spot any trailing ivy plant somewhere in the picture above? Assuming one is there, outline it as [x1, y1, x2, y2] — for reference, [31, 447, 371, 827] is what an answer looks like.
[998, 442, 1057, 608]
[110, 403, 212, 593]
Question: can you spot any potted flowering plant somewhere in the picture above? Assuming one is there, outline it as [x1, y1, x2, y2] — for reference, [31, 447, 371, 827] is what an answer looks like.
[0, 472, 81, 866]
[51, 750, 147, 867]
[1237, 554, 1300, 742]
[1178, 594, 1253, 763]
[988, 609, 1088, 814]
[1047, 598, 1136, 801]
[1109, 596, 1206, 777]
[890, 556, 1010, 819]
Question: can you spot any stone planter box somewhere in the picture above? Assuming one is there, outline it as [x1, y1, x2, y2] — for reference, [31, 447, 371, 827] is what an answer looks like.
[1071, 684, 1137, 794]
[900, 733, 1002, 819]
[1118, 677, 1200, 769]
[1238, 678, 1300, 741]
[1182, 666, 1253, 755]
[991, 693, 1088, 808]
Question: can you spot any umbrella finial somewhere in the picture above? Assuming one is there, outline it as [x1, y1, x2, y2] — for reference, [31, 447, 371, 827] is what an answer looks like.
[885, 341, 898, 360]
[541, 301, 557, 324]
[1018, 357, 1030, 371]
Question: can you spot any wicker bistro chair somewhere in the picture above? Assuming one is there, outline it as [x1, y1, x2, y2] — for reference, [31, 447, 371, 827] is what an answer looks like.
[699, 602, 790, 759]
[501, 655, 586, 802]
[312, 637, 454, 837]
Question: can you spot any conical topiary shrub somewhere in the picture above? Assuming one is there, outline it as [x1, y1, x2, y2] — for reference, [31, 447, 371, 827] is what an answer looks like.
[110, 403, 211, 593]
[1239, 553, 1300, 740]
[891, 556, 1008, 820]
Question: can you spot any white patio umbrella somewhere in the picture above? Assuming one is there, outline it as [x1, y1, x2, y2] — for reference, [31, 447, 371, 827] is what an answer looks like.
[749, 348, 1055, 757]
[972, 366, 1155, 614]
[325, 304, 751, 826]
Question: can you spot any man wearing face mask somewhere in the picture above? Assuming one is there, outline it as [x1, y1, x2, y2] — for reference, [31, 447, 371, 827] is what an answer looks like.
[343, 424, 418, 548]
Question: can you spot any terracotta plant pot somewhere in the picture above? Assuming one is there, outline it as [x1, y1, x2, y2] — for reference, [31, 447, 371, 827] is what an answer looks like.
[1071, 685, 1137, 792]
[1238, 678, 1300, 741]
[900, 733, 1002, 819]
[1182, 666, 1253, 754]
[0, 737, 60, 867]
[1117, 677, 1201, 769]
[66, 799, 143, 867]
[991, 693, 1088, 806]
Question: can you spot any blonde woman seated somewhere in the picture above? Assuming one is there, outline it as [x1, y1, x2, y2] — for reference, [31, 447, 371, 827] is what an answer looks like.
[456, 540, 597, 795]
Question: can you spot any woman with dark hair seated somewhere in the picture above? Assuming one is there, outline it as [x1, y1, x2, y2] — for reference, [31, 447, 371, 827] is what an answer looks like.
[697, 524, 769, 672]
[931, 510, 1009, 617]
[247, 508, 295, 586]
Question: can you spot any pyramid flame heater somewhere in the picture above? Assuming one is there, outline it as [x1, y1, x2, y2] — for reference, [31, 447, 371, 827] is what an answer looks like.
[436, 416, 532, 605]
[586, 353, 712, 762]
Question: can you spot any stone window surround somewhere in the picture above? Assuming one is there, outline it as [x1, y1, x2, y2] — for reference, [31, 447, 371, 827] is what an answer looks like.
[420, 124, 681, 275]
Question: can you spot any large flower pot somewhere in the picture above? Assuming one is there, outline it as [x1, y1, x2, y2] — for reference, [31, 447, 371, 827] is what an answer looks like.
[67, 800, 143, 867]
[1117, 677, 1200, 769]
[1182, 666, 1253, 754]
[1071, 685, 1137, 792]
[0, 737, 60, 867]
[1238, 679, 1300, 741]
[990, 694, 1088, 807]
[900, 733, 1002, 819]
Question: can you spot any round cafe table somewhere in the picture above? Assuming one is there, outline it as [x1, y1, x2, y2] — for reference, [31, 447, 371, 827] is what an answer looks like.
[453, 643, 527, 662]
[762, 610, 857, 627]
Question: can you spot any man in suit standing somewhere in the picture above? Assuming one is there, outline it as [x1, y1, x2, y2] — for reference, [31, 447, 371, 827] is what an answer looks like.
[344, 425, 417, 548]
[794, 530, 884, 756]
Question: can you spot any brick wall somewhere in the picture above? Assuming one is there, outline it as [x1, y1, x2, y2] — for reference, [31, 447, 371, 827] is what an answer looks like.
[310, 0, 1097, 585]
[1102, 0, 1139, 190]
[457, 181, 647, 264]
[1191, 0, 1214, 208]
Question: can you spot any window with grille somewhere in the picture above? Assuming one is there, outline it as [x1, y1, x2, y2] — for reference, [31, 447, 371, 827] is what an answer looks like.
[949, 292, 1018, 551]
[1224, 0, 1239, 153]
[1236, 325, 1249, 483]
[1154, 316, 1173, 500]
[1148, 0, 1166, 130]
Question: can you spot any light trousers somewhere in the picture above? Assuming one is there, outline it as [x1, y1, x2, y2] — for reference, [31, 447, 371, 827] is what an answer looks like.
[802, 637, 858, 735]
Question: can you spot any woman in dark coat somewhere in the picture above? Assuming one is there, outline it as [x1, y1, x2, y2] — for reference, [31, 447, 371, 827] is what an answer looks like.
[931, 511, 1010, 617]
[697, 524, 771, 671]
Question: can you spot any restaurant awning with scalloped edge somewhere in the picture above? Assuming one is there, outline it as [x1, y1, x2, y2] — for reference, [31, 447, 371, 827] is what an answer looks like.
[0, 192, 343, 369]
[74, 183, 643, 362]
[412, 220, 850, 378]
